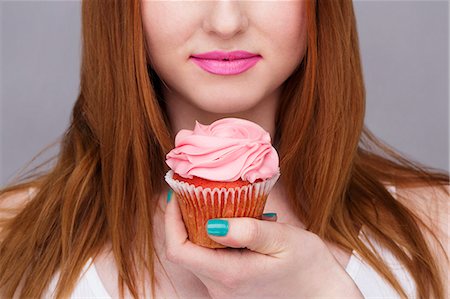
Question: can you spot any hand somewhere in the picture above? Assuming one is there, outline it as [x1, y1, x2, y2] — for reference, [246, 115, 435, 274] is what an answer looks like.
[164, 191, 363, 299]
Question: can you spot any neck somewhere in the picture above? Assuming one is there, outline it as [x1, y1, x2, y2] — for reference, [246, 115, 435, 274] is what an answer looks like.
[163, 87, 280, 141]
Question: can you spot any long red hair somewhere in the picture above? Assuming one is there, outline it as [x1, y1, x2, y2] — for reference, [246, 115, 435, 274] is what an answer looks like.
[1, 0, 448, 298]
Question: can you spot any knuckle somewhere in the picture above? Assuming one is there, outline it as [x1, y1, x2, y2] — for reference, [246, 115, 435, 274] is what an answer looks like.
[242, 219, 260, 244]
[297, 230, 326, 259]
[283, 222, 301, 234]
[279, 224, 309, 254]
[276, 223, 295, 242]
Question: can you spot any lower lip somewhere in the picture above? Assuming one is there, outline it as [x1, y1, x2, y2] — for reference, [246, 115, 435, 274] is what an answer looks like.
[190, 56, 262, 75]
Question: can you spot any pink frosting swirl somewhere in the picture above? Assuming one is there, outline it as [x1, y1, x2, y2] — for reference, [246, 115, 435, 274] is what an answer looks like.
[165, 117, 280, 183]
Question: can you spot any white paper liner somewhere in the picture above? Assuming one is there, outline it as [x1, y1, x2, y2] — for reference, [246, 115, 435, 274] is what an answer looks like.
[164, 170, 281, 248]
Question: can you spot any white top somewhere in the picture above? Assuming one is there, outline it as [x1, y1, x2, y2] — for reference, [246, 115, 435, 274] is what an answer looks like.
[43, 185, 417, 298]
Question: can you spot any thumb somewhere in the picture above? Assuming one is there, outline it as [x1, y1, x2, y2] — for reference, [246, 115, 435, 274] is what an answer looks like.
[205, 217, 291, 257]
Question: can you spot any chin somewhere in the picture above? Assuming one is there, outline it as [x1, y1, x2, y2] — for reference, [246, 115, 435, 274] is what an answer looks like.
[196, 101, 258, 115]
[191, 93, 261, 114]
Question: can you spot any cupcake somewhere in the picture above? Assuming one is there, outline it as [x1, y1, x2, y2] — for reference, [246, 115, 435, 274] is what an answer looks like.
[164, 117, 280, 248]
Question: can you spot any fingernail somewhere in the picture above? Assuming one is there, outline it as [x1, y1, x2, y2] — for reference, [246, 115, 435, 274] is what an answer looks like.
[206, 219, 229, 236]
[167, 189, 173, 203]
[263, 212, 277, 218]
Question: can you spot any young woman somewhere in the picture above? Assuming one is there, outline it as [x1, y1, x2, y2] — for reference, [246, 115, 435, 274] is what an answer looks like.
[1, 1, 448, 298]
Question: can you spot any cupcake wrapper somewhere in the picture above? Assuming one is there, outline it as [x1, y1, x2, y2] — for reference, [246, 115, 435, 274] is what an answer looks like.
[164, 170, 281, 248]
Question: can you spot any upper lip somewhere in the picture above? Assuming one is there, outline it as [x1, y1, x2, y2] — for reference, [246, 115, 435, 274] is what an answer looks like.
[190, 50, 260, 60]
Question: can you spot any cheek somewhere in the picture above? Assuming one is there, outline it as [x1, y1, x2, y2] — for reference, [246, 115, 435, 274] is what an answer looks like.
[259, 1, 308, 65]
[141, 2, 199, 60]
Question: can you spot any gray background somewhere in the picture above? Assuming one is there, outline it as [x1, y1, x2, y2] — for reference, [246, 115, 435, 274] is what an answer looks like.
[1, 1, 449, 186]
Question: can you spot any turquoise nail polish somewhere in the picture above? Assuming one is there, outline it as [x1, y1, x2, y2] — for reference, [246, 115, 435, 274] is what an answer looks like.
[263, 212, 277, 218]
[167, 189, 173, 203]
[206, 219, 229, 236]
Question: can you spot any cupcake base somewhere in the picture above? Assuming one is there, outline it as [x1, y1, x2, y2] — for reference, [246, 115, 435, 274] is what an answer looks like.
[164, 170, 280, 248]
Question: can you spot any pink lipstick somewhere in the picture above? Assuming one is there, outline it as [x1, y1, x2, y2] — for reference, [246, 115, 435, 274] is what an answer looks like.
[190, 50, 262, 76]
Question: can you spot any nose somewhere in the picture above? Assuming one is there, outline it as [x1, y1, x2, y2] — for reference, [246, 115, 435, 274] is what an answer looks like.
[203, 0, 249, 40]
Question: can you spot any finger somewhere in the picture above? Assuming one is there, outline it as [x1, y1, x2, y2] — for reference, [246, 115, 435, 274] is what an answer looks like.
[164, 190, 189, 245]
[261, 212, 277, 222]
[164, 190, 250, 278]
[206, 217, 292, 257]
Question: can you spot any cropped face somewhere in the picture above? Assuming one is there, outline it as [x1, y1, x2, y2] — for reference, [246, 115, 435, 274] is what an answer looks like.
[141, 0, 308, 114]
